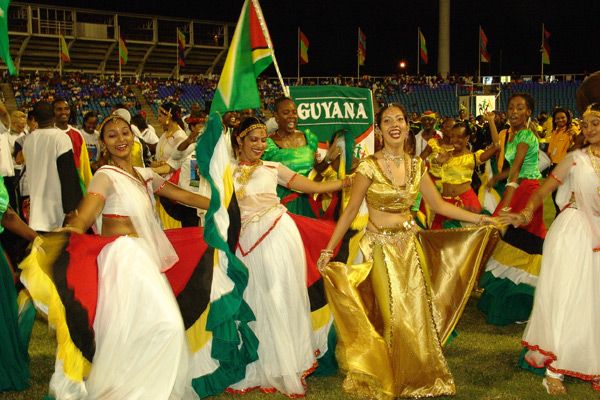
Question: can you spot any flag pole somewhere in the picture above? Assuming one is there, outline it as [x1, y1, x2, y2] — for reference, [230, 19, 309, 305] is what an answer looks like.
[118, 25, 122, 81]
[540, 23, 544, 80]
[176, 28, 180, 81]
[357, 27, 360, 79]
[58, 21, 62, 76]
[478, 26, 481, 84]
[417, 27, 420, 76]
[252, 0, 288, 96]
[297, 27, 300, 83]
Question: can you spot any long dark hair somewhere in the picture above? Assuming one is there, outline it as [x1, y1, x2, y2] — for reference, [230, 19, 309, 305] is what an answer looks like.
[551, 107, 572, 131]
[375, 103, 415, 156]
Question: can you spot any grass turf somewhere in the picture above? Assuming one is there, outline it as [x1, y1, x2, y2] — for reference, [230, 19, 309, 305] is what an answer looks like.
[2, 299, 597, 400]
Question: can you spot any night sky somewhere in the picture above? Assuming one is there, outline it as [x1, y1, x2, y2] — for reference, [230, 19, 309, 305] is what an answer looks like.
[34, 0, 600, 78]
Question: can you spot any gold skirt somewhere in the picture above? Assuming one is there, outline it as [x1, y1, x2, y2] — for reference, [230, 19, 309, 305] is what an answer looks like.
[322, 225, 498, 399]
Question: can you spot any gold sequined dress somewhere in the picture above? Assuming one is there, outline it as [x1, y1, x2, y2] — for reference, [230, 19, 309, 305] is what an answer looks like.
[322, 156, 498, 399]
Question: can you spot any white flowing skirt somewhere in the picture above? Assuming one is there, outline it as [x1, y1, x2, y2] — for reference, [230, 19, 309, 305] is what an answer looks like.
[230, 210, 316, 396]
[522, 208, 600, 378]
[54, 236, 195, 400]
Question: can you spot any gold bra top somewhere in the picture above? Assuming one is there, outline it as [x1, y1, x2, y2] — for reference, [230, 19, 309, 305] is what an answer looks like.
[356, 155, 425, 213]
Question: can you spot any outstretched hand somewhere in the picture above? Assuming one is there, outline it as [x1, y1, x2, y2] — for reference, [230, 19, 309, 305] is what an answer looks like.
[317, 250, 333, 272]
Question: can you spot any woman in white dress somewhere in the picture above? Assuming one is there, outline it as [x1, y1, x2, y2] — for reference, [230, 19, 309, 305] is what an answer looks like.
[22, 114, 209, 399]
[503, 103, 600, 395]
[227, 117, 350, 397]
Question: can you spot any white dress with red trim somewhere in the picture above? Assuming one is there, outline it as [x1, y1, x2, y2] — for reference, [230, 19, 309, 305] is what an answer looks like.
[228, 161, 333, 397]
[522, 150, 600, 384]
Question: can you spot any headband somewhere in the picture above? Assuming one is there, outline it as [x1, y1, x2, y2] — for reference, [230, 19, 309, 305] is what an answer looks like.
[98, 115, 130, 134]
[238, 123, 266, 139]
[583, 105, 600, 119]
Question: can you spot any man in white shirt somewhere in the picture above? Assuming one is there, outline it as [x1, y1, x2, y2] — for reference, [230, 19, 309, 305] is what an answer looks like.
[80, 111, 101, 171]
[23, 101, 83, 232]
[415, 110, 443, 158]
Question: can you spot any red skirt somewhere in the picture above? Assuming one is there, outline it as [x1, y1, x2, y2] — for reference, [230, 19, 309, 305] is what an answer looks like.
[431, 188, 482, 230]
[493, 179, 546, 239]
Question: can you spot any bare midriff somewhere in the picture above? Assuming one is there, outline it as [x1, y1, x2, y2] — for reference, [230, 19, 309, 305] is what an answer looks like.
[441, 181, 472, 197]
[366, 207, 413, 232]
[101, 215, 138, 236]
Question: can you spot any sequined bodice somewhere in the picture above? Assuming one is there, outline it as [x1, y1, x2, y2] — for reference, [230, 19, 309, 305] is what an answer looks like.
[356, 156, 424, 214]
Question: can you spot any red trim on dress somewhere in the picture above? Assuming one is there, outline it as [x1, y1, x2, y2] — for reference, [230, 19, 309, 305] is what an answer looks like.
[224, 359, 318, 398]
[154, 180, 169, 194]
[102, 214, 128, 219]
[522, 341, 600, 381]
[236, 214, 284, 256]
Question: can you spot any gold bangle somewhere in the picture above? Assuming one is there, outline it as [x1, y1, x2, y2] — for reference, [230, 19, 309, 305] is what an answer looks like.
[518, 206, 534, 226]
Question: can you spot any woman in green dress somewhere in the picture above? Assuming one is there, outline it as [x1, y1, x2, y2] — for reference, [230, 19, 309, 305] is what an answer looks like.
[262, 97, 330, 218]
[0, 175, 37, 392]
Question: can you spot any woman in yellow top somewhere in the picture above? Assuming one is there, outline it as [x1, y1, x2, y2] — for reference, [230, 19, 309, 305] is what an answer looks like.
[546, 108, 578, 165]
[431, 122, 498, 229]
[317, 103, 500, 399]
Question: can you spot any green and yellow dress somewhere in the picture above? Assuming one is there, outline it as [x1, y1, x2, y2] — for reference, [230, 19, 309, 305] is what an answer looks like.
[262, 129, 319, 218]
[0, 176, 35, 392]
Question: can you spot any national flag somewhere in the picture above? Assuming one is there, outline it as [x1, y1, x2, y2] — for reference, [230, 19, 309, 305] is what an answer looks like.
[210, 0, 274, 114]
[177, 28, 186, 67]
[0, 0, 16, 75]
[299, 29, 309, 64]
[419, 29, 428, 64]
[480, 27, 491, 63]
[118, 37, 128, 65]
[358, 28, 366, 66]
[60, 35, 70, 63]
[192, 0, 277, 394]
[542, 27, 550, 65]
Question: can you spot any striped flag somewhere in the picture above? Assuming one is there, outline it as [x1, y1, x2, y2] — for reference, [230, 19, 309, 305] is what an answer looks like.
[0, 0, 15, 75]
[60, 35, 70, 63]
[177, 28, 186, 67]
[419, 28, 428, 64]
[299, 29, 309, 64]
[358, 27, 366, 66]
[480, 27, 490, 63]
[542, 27, 550, 65]
[118, 36, 128, 65]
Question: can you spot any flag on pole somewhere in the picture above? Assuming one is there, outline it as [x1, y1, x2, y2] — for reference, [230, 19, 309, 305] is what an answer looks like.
[0, 0, 16, 75]
[542, 27, 550, 65]
[358, 28, 366, 66]
[118, 37, 128, 65]
[60, 35, 70, 63]
[419, 29, 428, 64]
[299, 29, 309, 64]
[210, 0, 274, 114]
[177, 28, 186, 67]
[479, 27, 491, 63]
[192, 0, 277, 393]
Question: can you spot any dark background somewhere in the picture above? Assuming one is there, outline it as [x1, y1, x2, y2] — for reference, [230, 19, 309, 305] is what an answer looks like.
[33, 0, 600, 77]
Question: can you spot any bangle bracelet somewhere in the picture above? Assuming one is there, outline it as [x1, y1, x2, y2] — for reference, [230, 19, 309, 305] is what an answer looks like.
[518, 206, 534, 225]
[506, 181, 519, 189]
[320, 249, 333, 255]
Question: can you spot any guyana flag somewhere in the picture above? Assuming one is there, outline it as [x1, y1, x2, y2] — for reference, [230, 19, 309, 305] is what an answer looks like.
[210, 0, 273, 114]
[118, 37, 127, 65]
[60, 35, 70, 63]
[0, 0, 16, 75]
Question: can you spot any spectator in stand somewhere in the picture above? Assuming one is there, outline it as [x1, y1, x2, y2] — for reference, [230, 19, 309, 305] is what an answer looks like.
[53, 98, 93, 189]
[23, 101, 83, 232]
[81, 111, 101, 172]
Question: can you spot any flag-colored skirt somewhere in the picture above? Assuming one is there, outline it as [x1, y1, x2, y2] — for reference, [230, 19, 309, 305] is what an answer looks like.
[321, 224, 499, 399]
[0, 248, 35, 392]
[431, 188, 482, 230]
[478, 179, 546, 325]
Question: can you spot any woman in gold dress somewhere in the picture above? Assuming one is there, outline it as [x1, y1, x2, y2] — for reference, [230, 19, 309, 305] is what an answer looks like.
[318, 104, 499, 398]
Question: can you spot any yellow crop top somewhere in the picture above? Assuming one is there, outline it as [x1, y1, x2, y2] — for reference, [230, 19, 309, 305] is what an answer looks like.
[356, 155, 425, 214]
[440, 150, 483, 185]
[426, 137, 448, 178]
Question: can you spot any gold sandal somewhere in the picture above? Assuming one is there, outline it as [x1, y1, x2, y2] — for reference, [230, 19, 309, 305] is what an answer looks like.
[542, 377, 567, 395]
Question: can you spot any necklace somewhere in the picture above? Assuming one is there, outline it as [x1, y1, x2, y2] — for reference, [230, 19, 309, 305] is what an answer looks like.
[234, 160, 262, 199]
[382, 148, 404, 167]
[381, 149, 406, 187]
[587, 146, 600, 195]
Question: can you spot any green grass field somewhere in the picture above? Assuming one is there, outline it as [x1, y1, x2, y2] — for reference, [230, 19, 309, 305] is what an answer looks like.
[4, 194, 595, 400]
[2, 299, 597, 400]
